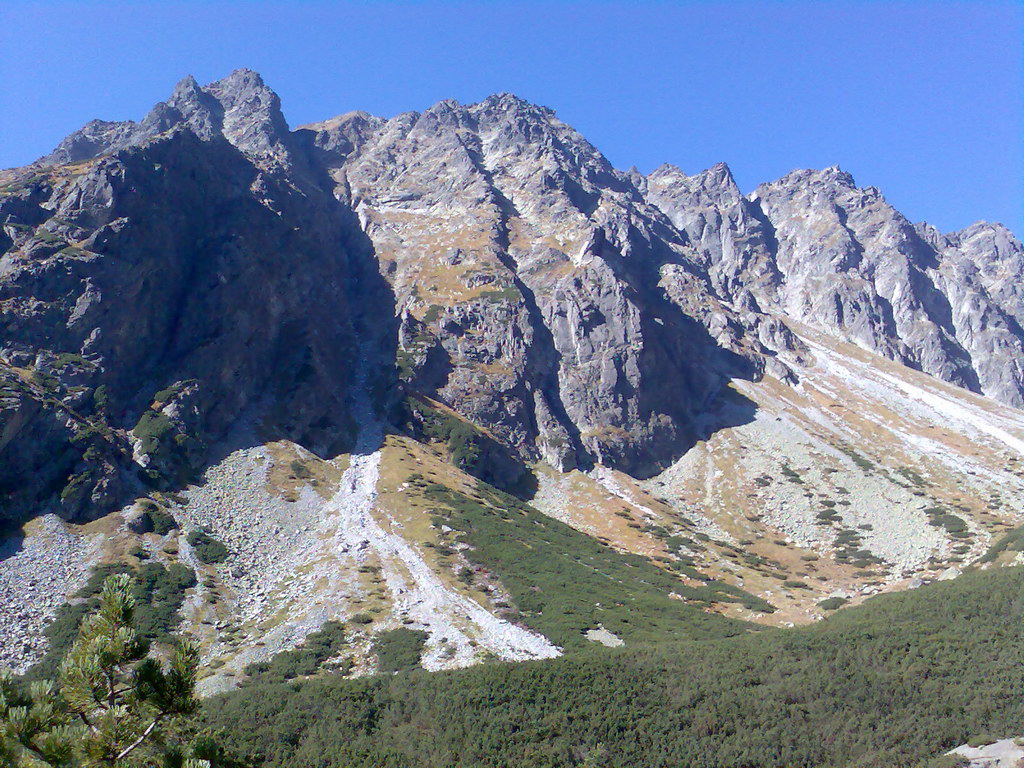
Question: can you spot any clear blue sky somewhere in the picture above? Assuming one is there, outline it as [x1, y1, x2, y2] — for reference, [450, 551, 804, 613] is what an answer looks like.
[2, 1, 1021, 235]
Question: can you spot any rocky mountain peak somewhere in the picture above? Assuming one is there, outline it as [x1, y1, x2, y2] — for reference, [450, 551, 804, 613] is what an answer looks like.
[754, 165, 858, 202]
[647, 162, 685, 179]
[477, 92, 555, 116]
[422, 97, 460, 115]
[703, 160, 737, 183]
[816, 164, 857, 188]
[191, 69, 292, 168]
[952, 220, 1022, 255]
[418, 98, 476, 133]
[297, 111, 386, 168]
[650, 161, 741, 207]
[912, 220, 948, 250]
[139, 74, 222, 143]
[169, 74, 203, 101]
[214, 66, 267, 89]
[32, 69, 294, 175]
[38, 119, 139, 166]
[3, 68, 1023, 527]
[202, 68, 283, 123]
[467, 93, 583, 154]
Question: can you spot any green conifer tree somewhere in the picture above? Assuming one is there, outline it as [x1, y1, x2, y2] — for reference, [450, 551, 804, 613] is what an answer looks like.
[0, 573, 209, 767]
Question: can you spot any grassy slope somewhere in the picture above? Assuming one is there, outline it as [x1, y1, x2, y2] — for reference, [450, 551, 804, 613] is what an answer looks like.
[203, 564, 1024, 768]
[417, 478, 763, 650]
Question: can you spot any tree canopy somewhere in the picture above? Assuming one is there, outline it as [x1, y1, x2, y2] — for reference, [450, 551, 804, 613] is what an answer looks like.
[1, 574, 208, 768]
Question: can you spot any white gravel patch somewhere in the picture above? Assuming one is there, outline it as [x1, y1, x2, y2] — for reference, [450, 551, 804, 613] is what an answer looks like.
[949, 738, 1024, 768]
[529, 470, 601, 537]
[176, 441, 363, 696]
[0, 515, 100, 673]
[590, 465, 733, 543]
[584, 626, 624, 647]
[805, 338, 1024, 477]
[178, 444, 333, 633]
[658, 402, 947, 574]
[331, 369, 560, 670]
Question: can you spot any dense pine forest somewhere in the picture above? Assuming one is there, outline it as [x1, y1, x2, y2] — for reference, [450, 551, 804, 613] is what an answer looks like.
[200, 565, 1024, 767]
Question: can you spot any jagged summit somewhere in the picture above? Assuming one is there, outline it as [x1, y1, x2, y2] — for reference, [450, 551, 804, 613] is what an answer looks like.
[32, 68, 291, 172]
[21, 71, 1020, 239]
[648, 161, 740, 196]
[298, 92, 554, 142]
[756, 164, 858, 194]
[475, 91, 557, 115]
[169, 73, 202, 98]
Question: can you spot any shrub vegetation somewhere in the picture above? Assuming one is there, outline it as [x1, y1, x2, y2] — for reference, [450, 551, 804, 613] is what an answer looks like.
[1, 574, 207, 767]
[417, 481, 771, 650]
[188, 529, 229, 564]
[374, 628, 428, 673]
[25, 561, 196, 681]
[203, 565, 1024, 767]
[244, 621, 350, 684]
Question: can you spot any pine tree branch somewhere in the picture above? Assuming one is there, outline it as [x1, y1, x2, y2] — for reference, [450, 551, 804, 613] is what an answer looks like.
[105, 667, 117, 710]
[77, 709, 98, 735]
[114, 712, 164, 762]
[18, 736, 50, 764]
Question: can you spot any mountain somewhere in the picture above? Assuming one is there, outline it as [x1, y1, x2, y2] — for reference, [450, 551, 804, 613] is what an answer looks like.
[1, 70, 1022, 688]
[646, 161, 1024, 407]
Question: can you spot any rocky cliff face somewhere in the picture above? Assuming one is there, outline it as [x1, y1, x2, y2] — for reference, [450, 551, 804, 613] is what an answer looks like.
[0, 70, 382, 526]
[645, 162, 1024, 407]
[300, 94, 768, 477]
[2, 69, 1021, 526]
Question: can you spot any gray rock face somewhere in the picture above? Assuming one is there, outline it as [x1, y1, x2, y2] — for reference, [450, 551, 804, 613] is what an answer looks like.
[302, 94, 765, 475]
[643, 161, 780, 303]
[2, 70, 1020, 523]
[928, 222, 1024, 406]
[40, 70, 297, 175]
[644, 163, 1024, 407]
[0, 71, 384, 525]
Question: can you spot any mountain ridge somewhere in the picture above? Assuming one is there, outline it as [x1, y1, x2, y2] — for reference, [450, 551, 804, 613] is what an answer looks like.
[15, 72, 1016, 244]
[2, 69, 1023, 685]
[3, 65, 1020, 527]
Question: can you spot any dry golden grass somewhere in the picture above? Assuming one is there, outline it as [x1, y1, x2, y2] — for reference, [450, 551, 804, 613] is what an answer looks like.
[372, 434, 500, 605]
[263, 441, 345, 501]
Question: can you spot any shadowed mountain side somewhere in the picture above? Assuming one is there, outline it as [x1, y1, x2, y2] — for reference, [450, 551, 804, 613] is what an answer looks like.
[0, 76, 400, 526]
